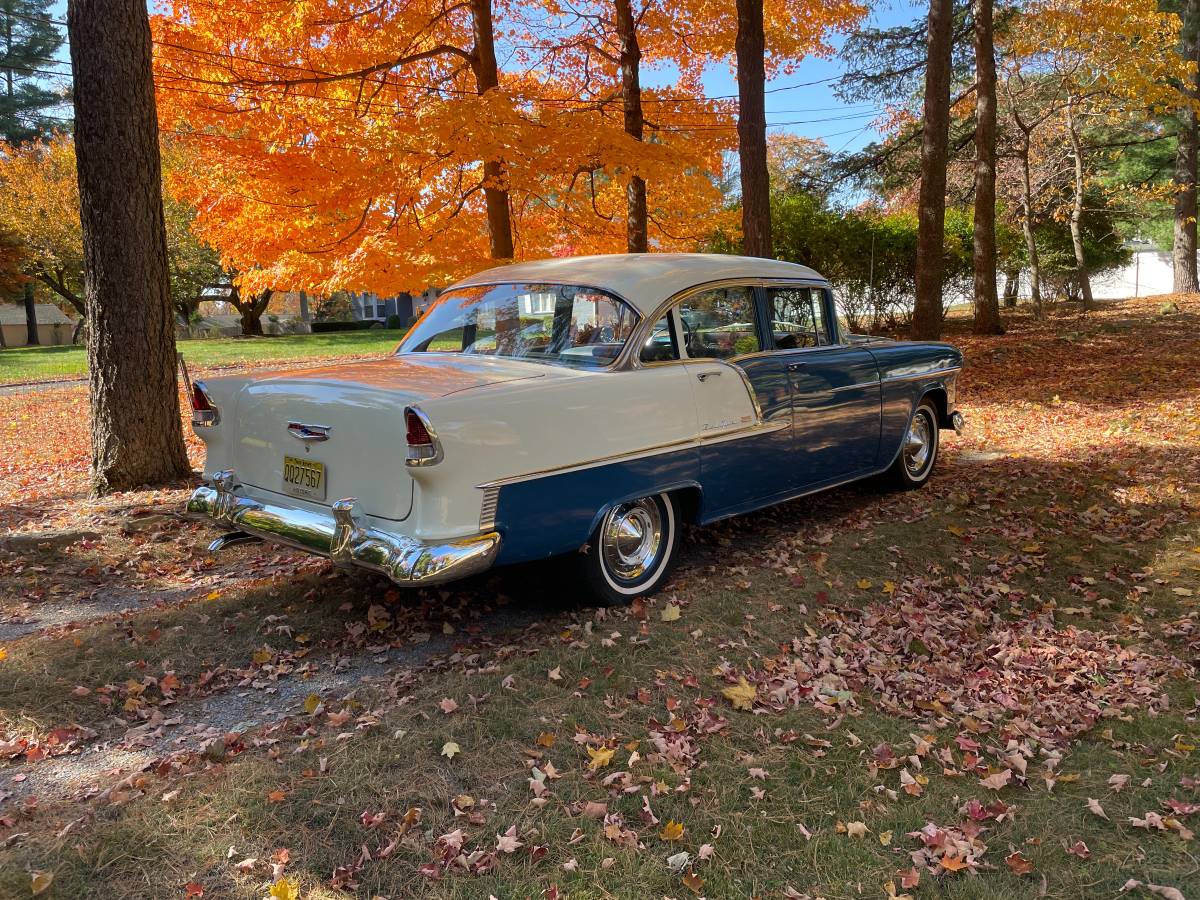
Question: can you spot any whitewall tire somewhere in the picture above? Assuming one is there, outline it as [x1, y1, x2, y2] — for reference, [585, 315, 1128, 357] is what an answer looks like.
[581, 492, 682, 605]
[884, 400, 940, 490]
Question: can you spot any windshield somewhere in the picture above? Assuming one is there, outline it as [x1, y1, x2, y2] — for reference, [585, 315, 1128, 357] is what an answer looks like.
[398, 282, 639, 368]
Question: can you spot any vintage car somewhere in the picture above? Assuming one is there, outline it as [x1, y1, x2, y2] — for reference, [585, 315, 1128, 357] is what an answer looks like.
[186, 254, 964, 604]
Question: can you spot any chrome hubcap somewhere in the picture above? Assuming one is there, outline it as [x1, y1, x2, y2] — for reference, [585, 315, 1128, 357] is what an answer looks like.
[904, 413, 933, 477]
[601, 498, 663, 582]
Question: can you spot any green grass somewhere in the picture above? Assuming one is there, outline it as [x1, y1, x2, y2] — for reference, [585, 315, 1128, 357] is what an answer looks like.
[0, 330, 405, 383]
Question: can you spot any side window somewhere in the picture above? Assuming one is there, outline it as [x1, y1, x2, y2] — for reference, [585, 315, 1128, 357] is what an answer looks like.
[767, 286, 831, 349]
[677, 286, 762, 359]
[639, 313, 680, 363]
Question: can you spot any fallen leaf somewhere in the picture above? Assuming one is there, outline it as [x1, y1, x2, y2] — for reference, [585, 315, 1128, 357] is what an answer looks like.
[1005, 851, 1034, 875]
[660, 820, 684, 841]
[722, 677, 757, 711]
[661, 603, 681, 622]
[845, 821, 868, 839]
[1087, 798, 1108, 820]
[586, 745, 614, 771]
[439, 697, 458, 715]
[269, 878, 299, 900]
[266, 789, 287, 803]
[1121, 879, 1185, 900]
[31, 871, 53, 895]
[682, 870, 704, 893]
[980, 769, 1012, 790]
[441, 741, 461, 760]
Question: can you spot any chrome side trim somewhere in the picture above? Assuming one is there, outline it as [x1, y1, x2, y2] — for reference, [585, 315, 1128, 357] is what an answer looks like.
[698, 420, 789, 447]
[880, 366, 962, 384]
[476, 421, 789, 489]
[188, 470, 500, 586]
[479, 486, 500, 531]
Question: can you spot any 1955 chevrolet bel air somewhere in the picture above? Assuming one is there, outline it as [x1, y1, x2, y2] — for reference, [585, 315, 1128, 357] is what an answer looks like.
[186, 253, 963, 604]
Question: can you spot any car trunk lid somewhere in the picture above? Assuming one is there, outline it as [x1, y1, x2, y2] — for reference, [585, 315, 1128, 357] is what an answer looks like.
[228, 355, 544, 520]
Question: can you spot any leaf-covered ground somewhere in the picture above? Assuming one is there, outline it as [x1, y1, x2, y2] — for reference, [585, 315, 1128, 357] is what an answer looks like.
[0, 296, 1197, 900]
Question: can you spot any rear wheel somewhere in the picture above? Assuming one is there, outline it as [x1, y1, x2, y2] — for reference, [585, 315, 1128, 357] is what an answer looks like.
[581, 492, 682, 605]
[884, 400, 939, 490]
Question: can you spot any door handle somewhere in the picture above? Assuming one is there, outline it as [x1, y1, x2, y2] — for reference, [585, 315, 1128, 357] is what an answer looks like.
[696, 371, 722, 382]
[787, 362, 807, 372]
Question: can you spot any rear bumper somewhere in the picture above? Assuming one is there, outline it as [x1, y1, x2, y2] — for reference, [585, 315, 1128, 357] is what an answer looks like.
[186, 470, 501, 586]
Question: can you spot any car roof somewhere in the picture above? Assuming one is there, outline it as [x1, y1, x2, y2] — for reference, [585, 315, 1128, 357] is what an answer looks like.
[448, 253, 828, 315]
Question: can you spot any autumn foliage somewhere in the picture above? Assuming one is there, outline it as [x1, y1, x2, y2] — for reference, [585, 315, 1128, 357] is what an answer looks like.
[150, 0, 863, 294]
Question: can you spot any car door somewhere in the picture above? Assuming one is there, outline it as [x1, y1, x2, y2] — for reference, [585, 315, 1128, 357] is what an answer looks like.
[764, 285, 881, 485]
[672, 284, 793, 515]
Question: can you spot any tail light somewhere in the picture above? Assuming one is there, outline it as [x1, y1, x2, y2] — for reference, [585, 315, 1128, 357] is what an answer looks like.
[191, 381, 219, 427]
[405, 407, 443, 466]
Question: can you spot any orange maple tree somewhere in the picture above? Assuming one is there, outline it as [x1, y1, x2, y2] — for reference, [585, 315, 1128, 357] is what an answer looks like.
[152, 0, 863, 294]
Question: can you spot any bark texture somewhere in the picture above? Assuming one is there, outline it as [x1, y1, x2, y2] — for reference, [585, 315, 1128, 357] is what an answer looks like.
[971, 0, 1002, 334]
[735, 0, 772, 258]
[68, 0, 190, 493]
[23, 281, 38, 345]
[1174, 0, 1200, 294]
[1065, 96, 1094, 309]
[615, 0, 647, 253]
[228, 284, 272, 336]
[469, 0, 514, 260]
[912, 0, 954, 340]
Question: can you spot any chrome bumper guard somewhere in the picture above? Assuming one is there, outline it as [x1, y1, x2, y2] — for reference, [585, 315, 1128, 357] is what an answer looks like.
[186, 470, 501, 586]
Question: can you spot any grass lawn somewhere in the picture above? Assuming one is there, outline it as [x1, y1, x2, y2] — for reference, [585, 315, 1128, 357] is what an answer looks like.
[0, 329, 405, 384]
[0, 295, 1197, 899]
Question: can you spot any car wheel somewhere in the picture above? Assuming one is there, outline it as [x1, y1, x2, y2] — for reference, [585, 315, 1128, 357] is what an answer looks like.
[581, 492, 682, 606]
[884, 400, 940, 490]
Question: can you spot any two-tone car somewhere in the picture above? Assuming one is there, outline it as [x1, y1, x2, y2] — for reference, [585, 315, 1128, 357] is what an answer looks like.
[186, 254, 963, 604]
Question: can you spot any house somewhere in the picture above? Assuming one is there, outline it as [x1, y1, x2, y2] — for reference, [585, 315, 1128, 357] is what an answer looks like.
[348, 291, 417, 324]
[0, 303, 77, 347]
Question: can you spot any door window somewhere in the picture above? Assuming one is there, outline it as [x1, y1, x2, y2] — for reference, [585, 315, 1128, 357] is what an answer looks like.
[639, 313, 680, 363]
[767, 287, 831, 349]
[678, 286, 762, 359]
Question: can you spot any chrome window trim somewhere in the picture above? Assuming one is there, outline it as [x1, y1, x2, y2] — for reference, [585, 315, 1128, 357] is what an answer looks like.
[623, 276, 832, 370]
[395, 280, 642, 373]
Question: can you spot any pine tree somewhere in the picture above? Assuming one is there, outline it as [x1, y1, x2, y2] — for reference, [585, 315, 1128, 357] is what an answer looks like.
[0, 0, 66, 145]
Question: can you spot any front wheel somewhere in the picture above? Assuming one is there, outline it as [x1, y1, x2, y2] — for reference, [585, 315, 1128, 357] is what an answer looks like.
[580, 492, 682, 606]
[884, 400, 940, 490]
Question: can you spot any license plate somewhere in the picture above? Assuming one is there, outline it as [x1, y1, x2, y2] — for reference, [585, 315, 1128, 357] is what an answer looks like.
[282, 455, 326, 500]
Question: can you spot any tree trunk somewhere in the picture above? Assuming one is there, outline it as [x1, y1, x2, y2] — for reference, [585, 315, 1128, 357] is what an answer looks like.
[1174, 0, 1200, 294]
[239, 305, 265, 336]
[299, 289, 310, 322]
[469, 0, 514, 260]
[23, 281, 38, 345]
[971, 0, 1002, 335]
[614, 0, 647, 253]
[735, 0, 772, 258]
[1017, 140, 1042, 315]
[1065, 95, 1094, 310]
[1002, 267, 1019, 307]
[67, 0, 190, 494]
[912, 0, 954, 340]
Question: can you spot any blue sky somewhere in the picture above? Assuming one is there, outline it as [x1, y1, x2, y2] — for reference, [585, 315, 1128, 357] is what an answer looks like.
[46, 0, 921, 155]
